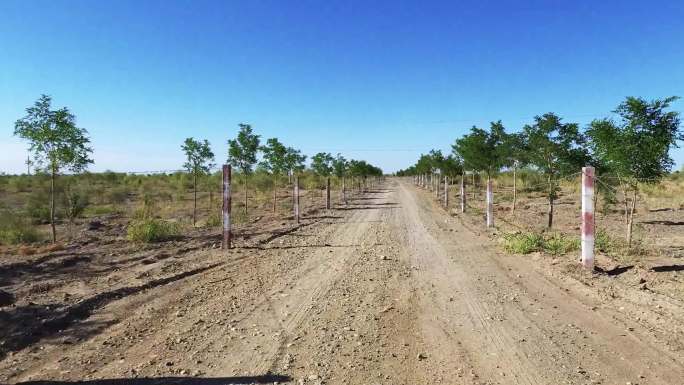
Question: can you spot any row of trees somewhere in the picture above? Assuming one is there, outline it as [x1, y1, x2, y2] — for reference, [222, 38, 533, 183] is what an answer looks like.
[13, 95, 383, 242]
[397, 96, 682, 247]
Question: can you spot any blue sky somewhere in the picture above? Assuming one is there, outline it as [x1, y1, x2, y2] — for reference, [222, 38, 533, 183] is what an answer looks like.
[1, 0, 683, 174]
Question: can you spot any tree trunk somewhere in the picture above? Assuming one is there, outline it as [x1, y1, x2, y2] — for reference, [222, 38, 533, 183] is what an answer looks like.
[244, 175, 248, 216]
[50, 165, 57, 243]
[547, 176, 554, 228]
[193, 172, 197, 227]
[627, 187, 638, 249]
[512, 164, 517, 211]
[273, 175, 277, 213]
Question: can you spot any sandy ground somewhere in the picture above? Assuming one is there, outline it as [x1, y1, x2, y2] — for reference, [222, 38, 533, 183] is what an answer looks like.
[1, 178, 683, 385]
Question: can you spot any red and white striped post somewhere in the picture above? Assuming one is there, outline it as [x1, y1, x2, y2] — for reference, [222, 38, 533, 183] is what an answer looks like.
[581, 166, 595, 269]
[443, 175, 448, 207]
[460, 174, 466, 213]
[294, 175, 300, 223]
[221, 164, 232, 249]
[486, 176, 494, 227]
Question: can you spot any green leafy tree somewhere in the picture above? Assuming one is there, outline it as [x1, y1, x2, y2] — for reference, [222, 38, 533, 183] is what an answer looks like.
[500, 132, 529, 211]
[284, 147, 307, 181]
[227, 123, 260, 215]
[331, 153, 348, 177]
[587, 96, 681, 247]
[260, 138, 289, 212]
[452, 121, 507, 177]
[523, 113, 590, 228]
[311, 152, 334, 176]
[14, 95, 93, 242]
[182, 138, 215, 226]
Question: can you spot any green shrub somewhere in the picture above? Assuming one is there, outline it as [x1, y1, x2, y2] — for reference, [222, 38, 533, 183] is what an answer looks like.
[595, 229, 619, 255]
[63, 186, 90, 223]
[25, 189, 52, 223]
[126, 218, 179, 243]
[0, 209, 41, 245]
[106, 186, 130, 204]
[84, 205, 121, 216]
[543, 233, 580, 256]
[502, 231, 579, 256]
[205, 212, 221, 228]
[502, 232, 544, 254]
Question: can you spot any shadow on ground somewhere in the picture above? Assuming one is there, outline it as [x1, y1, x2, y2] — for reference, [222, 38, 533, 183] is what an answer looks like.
[13, 374, 292, 384]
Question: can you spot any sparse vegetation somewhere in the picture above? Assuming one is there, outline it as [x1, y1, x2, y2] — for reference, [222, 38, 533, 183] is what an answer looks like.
[126, 218, 180, 243]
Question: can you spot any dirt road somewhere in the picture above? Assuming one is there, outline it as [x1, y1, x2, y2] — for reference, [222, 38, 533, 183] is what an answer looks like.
[2, 179, 683, 385]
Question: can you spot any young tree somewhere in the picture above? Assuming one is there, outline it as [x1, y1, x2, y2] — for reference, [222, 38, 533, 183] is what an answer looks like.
[587, 96, 681, 247]
[331, 153, 348, 177]
[260, 138, 289, 212]
[228, 123, 260, 216]
[311, 152, 334, 176]
[14, 95, 93, 242]
[284, 147, 307, 179]
[523, 113, 590, 228]
[182, 138, 215, 226]
[500, 132, 529, 211]
[452, 122, 507, 177]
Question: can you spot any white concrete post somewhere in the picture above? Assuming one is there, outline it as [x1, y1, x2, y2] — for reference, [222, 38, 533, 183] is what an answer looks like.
[581, 166, 595, 269]
[444, 175, 448, 207]
[486, 176, 494, 228]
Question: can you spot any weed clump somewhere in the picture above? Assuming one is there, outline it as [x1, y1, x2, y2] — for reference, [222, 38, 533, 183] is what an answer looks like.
[126, 218, 179, 243]
[502, 231, 579, 256]
[0, 208, 42, 245]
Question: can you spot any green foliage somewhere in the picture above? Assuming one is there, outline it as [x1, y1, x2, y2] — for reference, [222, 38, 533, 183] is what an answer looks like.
[595, 228, 619, 255]
[14, 95, 94, 174]
[126, 218, 180, 243]
[587, 96, 681, 184]
[347, 159, 383, 176]
[62, 184, 90, 223]
[259, 138, 289, 175]
[25, 188, 52, 223]
[227, 123, 260, 174]
[284, 147, 307, 173]
[502, 232, 544, 254]
[106, 186, 130, 204]
[13, 94, 93, 242]
[453, 121, 508, 176]
[543, 233, 580, 256]
[311, 152, 334, 176]
[0, 208, 41, 245]
[331, 153, 348, 177]
[502, 231, 579, 256]
[182, 137, 215, 175]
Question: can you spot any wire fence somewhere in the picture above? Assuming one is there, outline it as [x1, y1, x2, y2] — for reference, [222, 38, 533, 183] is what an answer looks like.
[0, 171, 380, 244]
[413, 170, 684, 259]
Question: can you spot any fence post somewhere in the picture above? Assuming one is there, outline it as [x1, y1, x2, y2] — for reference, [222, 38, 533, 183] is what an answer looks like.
[342, 176, 347, 205]
[460, 174, 466, 213]
[486, 176, 494, 227]
[294, 175, 300, 223]
[326, 177, 331, 209]
[222, 165, 232, 250]
[581, 166, 595, 269]
[444, 175, 448, 207]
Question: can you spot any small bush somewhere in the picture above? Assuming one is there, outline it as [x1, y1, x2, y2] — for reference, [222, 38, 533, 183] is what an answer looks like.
[106, 186, 129, 204]
[543, 233, 580, 256]
[0, 209, 42, 245]
[502, 232, 544, 254]
[205, 212, 221, 228]
[126, 218, 179, 243]
[503, 231, 579, 256]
